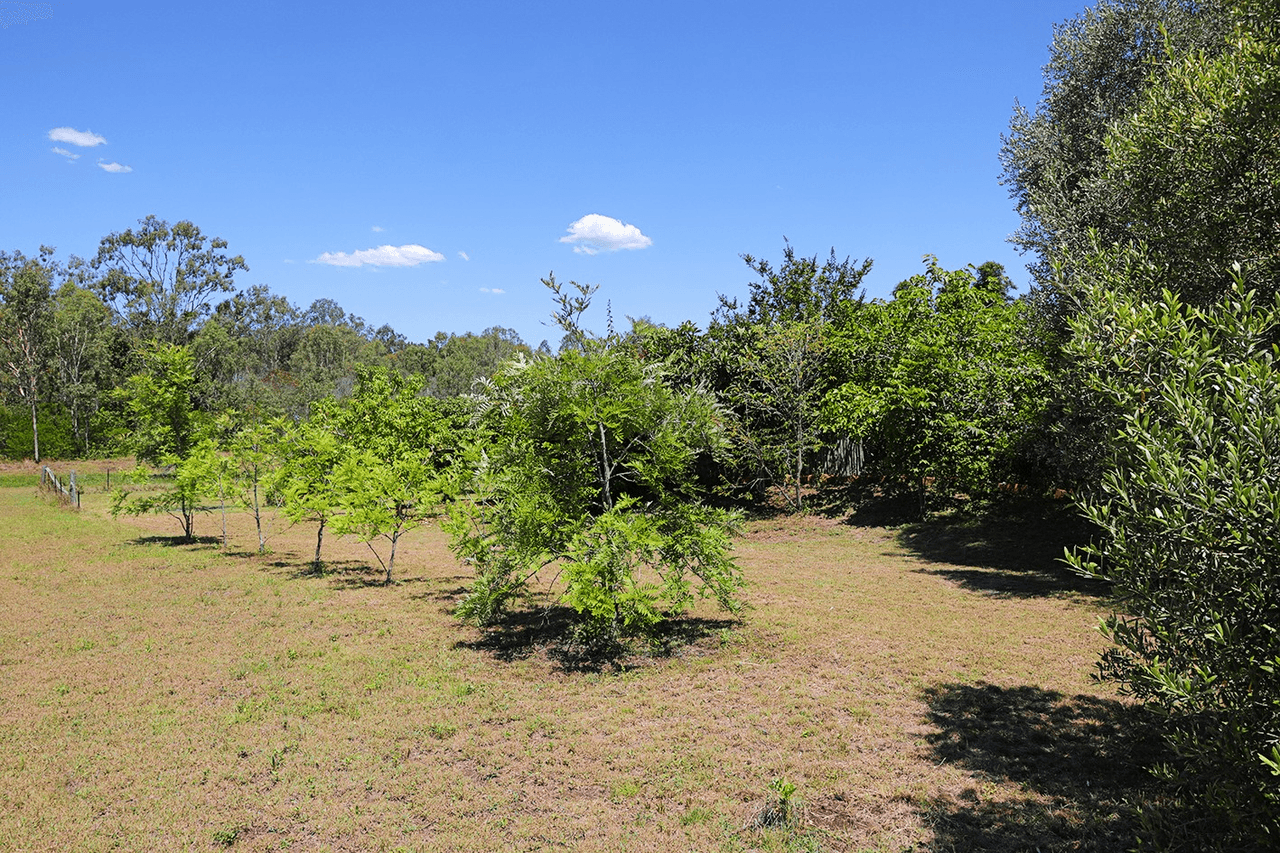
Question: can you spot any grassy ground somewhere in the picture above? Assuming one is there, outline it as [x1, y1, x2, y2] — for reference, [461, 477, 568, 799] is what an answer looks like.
[0, 468, 1164, 852]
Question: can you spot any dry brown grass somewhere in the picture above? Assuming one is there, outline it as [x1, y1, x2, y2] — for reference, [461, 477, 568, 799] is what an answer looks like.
[0, 476, 1163, 852]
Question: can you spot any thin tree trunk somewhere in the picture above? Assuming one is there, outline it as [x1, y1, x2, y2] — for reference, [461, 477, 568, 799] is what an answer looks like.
[313, 517, 326, 569]
[218, 471, 227, 550]
[253, 480, 265, 553]
[29, 397, 39, 463]
[386, 528, 399, 585]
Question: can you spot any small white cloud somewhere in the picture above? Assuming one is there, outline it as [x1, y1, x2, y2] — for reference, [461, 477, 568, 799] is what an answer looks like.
[559, 213, 652, 255]
[314, 244, 445, 268]
[51, 147, 80, 160]
[371, 225, 384, 232]
[97, 160, 132, 173]
[49, 127, 107, 147]
[479, 287, 505, 294]
[458, 251, 470, 261]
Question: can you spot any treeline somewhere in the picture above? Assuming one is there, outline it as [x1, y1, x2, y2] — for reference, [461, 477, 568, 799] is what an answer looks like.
[0, 216, 537, 460]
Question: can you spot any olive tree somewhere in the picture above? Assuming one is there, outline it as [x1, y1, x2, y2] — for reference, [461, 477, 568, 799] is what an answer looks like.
[1066, 256, 1280, 848]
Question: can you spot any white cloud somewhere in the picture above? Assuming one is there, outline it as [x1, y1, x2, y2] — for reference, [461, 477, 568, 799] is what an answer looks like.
[97, 161, 132, 173]
[314, 244, 445, 267]
[51, 147, 80, 160]
[559, 213, 652, 255]
[371, 225, 384, 232]
[48, 127, 106, 147]
[458, 251, 470, 261]
[479, 287, 505, 294]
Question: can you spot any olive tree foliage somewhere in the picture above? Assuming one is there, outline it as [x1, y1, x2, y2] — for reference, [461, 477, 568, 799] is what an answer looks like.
[999, 0, 1230, 316]
[93, 216, 247, 345]
[1100, 0, 1280, 307]
[1065, 253, 1280, 848]
[448, 276, 744, 641]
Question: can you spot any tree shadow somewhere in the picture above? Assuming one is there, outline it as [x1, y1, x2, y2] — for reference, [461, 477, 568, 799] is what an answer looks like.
[920, 681, 1169, 853]
[455, 605, 739, 674]
[406, 576, 471, 606]
[129, 534, 222, 549]
[897, 503, 1108, 599]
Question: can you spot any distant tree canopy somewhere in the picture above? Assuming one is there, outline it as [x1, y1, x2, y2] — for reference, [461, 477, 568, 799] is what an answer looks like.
[0, 220, 533, 459]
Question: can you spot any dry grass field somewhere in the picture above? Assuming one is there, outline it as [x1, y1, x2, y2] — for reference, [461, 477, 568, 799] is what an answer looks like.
[0, 463, 1166, 852]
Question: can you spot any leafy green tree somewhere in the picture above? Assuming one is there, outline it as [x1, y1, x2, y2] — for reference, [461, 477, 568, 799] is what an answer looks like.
[224, 413, 286, 554]
[275, 407, 347, 569]
[449, 276, 743, 641]
[823, 258, 1051, 512]
[49, 280, 114, 453]
[1065, 255, 1280, 848]
[93, 216, 247, 345]
[707, 243, 871, 511]
[1000, 0, 1230, 312]
[109, 342, 214, 540]
[1099, 0, 1280, 306]
[328, 366, 460, 584]
[116, 341, 205, 465]
[111, 436, 219, 542]
[0, 248, 56, 461]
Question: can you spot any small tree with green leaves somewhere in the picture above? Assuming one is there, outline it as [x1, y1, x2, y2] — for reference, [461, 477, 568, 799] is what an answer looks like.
[110, 342, 214, 540]
[274, 408, 347, 569]
[225, 412, 287, 554]
[327, 366, 461, 584]
[448, 275, 744, 642]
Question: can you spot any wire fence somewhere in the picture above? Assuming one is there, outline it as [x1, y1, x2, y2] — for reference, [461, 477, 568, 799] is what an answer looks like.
[39, 466, 80, 509]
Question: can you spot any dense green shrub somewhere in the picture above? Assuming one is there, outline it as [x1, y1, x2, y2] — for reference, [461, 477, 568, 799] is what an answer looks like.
[1067, 260, 1280, 847]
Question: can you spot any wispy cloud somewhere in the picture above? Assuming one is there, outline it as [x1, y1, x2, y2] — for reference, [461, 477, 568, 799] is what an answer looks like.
[1, 3, 54, 28]
[458, 251, 470, 261]
[97, 160, 132, 173]
[51, 147, 80, 161]
[559, 214, 652, 255]
[480, 287, 505, 294]
[48, 127, 107, 147]
[371, 225, 384, 232]
[314, 244, 445, 268]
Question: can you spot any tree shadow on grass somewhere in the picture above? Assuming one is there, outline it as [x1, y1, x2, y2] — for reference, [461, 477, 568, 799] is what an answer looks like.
[129, 534, 222, 549]
[270, 558, 429, 588]
[455, 605, 739, 674]
[898, 502, 1108, 600]
[920, 682, 1169, 853]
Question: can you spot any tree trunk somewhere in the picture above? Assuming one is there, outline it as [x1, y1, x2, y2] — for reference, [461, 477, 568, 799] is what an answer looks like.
[29, 397, 39, 463]
[313, 518, 326, 569]
[253, 481, 265, 553]
[218, 472, 227, 550]
[386, 529, 399, 585]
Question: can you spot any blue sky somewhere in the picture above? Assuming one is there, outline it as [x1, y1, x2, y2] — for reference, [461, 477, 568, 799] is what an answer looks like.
[2, 0, 1084, 347]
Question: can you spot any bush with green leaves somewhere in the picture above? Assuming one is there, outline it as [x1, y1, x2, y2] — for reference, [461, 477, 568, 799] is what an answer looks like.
[448, 276, 744, 641]
[822, 257, 1051, 511]
[1066, 258, 1280, 846]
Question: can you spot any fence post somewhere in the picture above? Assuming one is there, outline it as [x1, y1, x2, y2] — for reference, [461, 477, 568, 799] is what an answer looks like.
[70, 470, 79, 509]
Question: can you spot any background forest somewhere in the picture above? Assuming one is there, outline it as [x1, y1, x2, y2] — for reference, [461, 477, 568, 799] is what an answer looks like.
[4, 0, 1279, 847]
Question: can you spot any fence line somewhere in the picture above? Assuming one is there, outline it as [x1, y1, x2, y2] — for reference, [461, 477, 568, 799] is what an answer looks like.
[40, 466, 80, 509]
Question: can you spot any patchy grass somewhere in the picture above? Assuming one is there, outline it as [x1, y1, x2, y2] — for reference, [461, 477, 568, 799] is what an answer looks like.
[0, 481, 1163, 852]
